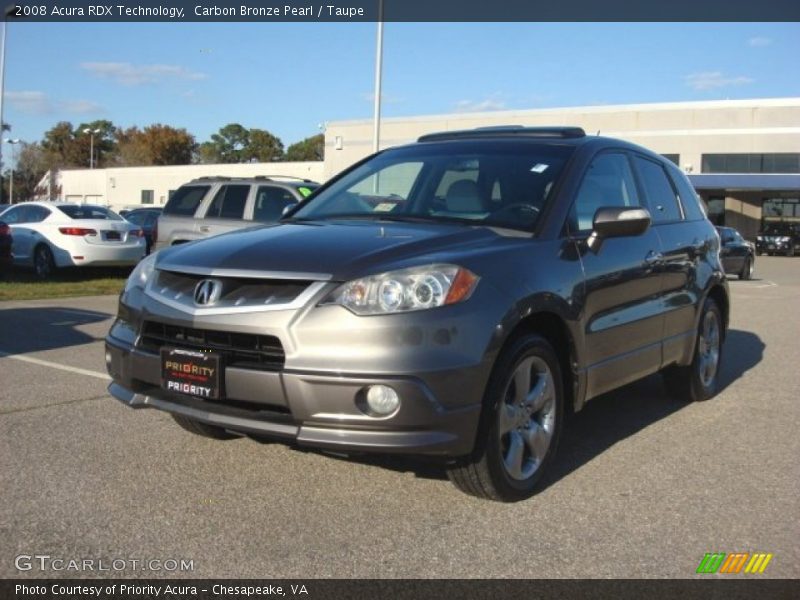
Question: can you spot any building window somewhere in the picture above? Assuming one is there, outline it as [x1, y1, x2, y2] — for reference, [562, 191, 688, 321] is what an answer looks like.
[706, 197, 725, 226]
[701, 153, 800, 174]
[141, 190, 154, 205]
[661, 154, 680, 166]
[763, 198, 800, 219]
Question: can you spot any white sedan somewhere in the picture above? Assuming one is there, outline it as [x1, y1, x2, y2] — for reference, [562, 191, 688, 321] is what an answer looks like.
[0, 202, 146, 278]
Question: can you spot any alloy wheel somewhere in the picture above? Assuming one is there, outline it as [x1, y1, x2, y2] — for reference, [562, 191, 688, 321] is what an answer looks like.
[497, 356, 557, 481]
[698, 310, 721, 388]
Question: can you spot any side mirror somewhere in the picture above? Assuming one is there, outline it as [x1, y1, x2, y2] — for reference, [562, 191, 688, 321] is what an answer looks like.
[587, 206, 651, 251]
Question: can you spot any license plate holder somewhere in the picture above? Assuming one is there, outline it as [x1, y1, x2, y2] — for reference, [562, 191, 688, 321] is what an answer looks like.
[161, 347, 222, 400]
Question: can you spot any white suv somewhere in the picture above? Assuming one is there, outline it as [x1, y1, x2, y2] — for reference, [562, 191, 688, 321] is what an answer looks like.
[154, 176, 319, 251]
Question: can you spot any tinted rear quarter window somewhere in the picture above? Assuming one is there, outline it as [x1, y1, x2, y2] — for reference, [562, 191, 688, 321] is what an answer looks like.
[633, 156, 682, 223]
[163, 186, 210, 217]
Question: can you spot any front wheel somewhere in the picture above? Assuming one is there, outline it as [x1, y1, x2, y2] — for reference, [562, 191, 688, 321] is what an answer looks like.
[787, 245, 795, 257]
[662, 298, 723, 402]
[447, 334, 564, 502]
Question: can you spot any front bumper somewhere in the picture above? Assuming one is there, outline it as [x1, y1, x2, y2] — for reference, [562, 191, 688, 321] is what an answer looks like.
[105, 334, 483, 456]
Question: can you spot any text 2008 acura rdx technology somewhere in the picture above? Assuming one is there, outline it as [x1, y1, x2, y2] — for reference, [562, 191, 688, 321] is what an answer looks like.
[106, 127, 729, 501]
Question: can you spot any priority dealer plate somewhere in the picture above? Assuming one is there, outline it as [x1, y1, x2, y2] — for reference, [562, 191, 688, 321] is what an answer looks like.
[161, 347, 222, 400]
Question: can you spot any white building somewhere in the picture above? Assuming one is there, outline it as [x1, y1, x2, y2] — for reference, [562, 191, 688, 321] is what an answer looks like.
[39, 97, 800, 239]
[324, 97, 800, 239]
[39, 161, 325, 212]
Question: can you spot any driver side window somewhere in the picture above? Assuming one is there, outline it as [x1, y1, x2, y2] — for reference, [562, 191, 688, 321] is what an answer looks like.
[569, 153, 640, 233]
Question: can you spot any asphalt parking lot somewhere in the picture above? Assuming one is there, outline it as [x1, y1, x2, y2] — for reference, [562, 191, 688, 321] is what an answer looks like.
[1, 256, 798, 579]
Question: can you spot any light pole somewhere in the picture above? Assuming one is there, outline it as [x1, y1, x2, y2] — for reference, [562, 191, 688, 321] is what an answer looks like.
[4, 138, 20, 203]
[0, 20, 9, 203]
[372, 0, 384, 153]
[83, 127, 101, 169]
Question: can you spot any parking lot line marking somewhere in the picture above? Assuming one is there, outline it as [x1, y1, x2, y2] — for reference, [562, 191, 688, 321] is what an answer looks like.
[0, 350, 111, 380]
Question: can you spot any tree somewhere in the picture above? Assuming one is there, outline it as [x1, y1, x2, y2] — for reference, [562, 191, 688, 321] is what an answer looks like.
[115, 124, 196, 166]
[285, 133, 324, 161]
[41, 120, 117, 169]
[198, 123, 249, 163]
[1, 142, 50, 202]
[243, 129, 284, 162]
[197, 124, 284, 164]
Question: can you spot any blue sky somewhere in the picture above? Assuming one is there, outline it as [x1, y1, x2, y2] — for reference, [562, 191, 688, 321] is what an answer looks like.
[3, 22, 799, 157]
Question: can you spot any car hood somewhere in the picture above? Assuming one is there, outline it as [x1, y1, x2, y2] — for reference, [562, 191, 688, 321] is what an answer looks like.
[156, 220, 514, 281]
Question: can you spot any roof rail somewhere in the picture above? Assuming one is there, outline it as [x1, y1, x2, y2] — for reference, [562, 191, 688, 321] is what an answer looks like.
[253, 175, 315, 183]
[194, 176, 231, 181]
[417, 126, 586, 142]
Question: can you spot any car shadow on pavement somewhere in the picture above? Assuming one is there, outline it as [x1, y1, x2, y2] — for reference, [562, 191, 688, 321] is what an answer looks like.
[0, 307, 112, 356]
[295, 329, 765, 490]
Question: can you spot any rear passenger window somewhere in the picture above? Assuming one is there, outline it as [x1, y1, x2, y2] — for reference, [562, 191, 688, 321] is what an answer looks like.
[667, 166, 706, 221]
[569, 153, 640, 233]
[205, 185, 249, 220]
[633, 157, 682, 223]
[253, 186, 297, 222]
[163, 186, 210, 216]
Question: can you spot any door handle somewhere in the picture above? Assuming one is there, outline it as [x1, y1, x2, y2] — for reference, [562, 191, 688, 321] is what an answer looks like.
[199, 226, 210, 233]
[644, 251, 663, 265]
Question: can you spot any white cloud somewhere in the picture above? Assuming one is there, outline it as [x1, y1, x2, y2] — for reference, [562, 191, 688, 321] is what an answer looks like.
[4, 90, 104, 115]
[748, 36, 772, 47]
[80, 62, 207, 86]
[684, 72, 754, 91]
[60, 99, 105, 114]
[5, 91, 51, 114]
[453, 95, 507, 113]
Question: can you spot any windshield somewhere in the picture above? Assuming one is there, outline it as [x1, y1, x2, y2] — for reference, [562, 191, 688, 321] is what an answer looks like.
[57, 205, 123, 220]
[762, 223, 797, 235]
[289, 141, 575, 232]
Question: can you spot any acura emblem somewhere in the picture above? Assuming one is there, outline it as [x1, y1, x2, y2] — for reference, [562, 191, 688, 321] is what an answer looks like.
[193, 279, 223, 306]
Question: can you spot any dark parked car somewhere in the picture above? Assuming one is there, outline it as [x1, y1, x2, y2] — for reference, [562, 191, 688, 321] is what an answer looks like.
[0, 219, 12, 277]
[716, 226, 755, 279]
[756, 222, 799, 256]
[123, 207, 162, 254]
[106, 127, 729, 502]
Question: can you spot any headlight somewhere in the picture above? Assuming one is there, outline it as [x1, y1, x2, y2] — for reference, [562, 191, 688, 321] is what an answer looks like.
[779, 236, 791, 242]
[123, 253, 157, 293]
[756, 236, 763, 241]
[322, 264, 479, 315]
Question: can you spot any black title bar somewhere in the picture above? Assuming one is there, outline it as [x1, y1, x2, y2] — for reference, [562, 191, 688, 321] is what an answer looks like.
[3, 0, 800, 22]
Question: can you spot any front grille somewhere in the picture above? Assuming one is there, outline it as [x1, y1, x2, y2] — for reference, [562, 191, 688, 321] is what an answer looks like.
[137, 320, 285, 371]
[153, 270, 312, 310]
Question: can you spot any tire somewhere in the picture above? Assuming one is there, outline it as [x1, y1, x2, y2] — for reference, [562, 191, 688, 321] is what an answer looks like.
[447, 334, 564, 502]
[738, 256, 753, 280]
[662, 298, 723, 402]
[171, 414, 239, 440]
[787, 245, 795, 257]
[33, 244, 56, 280]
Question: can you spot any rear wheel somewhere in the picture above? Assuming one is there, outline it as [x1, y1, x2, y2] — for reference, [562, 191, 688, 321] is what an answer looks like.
[447, 334, 563, 502]
[662, 298, 723, 402]
[33, 244, 55, 280]
[787, 244, 795, 257]
[738, 256, 753, 280]
[171, 414, 239, 440]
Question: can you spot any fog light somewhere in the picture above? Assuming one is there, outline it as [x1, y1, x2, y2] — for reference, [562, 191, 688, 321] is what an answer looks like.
[365, 385, 400, 416]
[105, 350, 112, 367]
